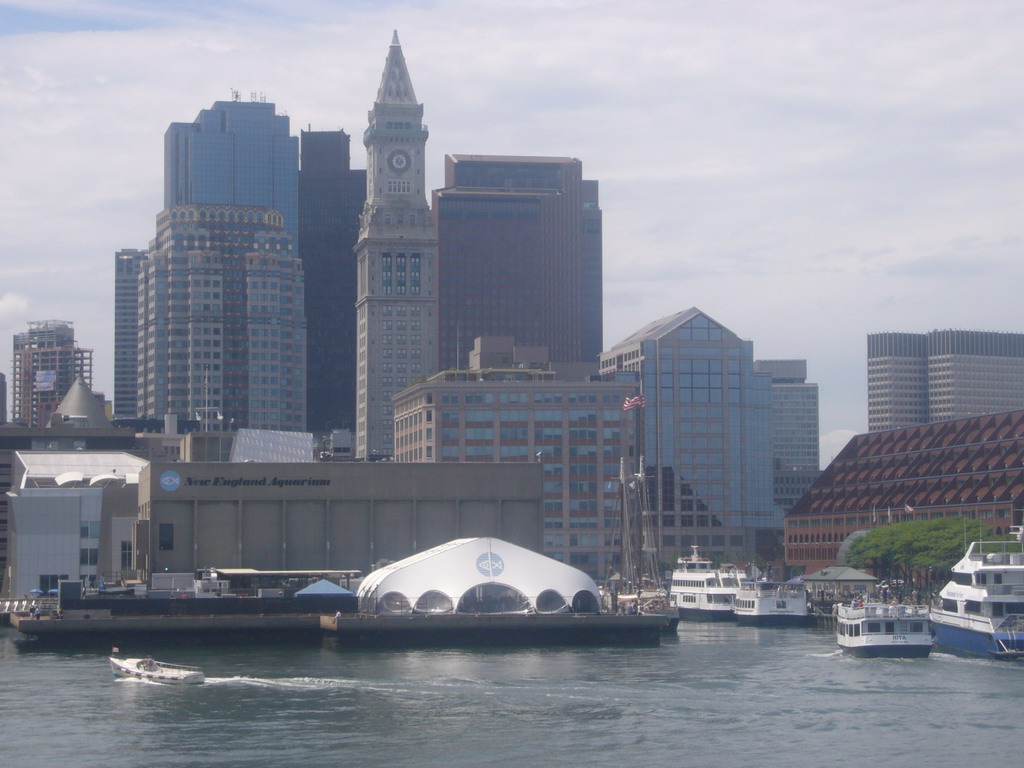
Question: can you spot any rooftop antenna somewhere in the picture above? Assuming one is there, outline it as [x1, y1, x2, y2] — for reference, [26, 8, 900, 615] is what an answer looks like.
[231, 88, 240, 102]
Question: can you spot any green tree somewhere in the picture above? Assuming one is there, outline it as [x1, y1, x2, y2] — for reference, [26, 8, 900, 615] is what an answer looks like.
[846, 517, 997, 590]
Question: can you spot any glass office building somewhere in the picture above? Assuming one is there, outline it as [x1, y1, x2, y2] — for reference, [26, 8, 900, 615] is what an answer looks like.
[600, 308, 778, 565]
[164, 98, 299, 244]
[298, 130, 366, 434]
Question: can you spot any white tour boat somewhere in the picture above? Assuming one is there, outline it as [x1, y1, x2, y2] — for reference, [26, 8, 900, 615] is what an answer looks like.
[733, 580, 813, 627]
[929, 528, 1024, 659]
[669, 546, 746, 621]
[836, 603, 932, 658]
[110, 654, 205, 684]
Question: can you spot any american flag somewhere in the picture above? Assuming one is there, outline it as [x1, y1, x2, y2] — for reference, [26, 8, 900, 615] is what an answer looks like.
[622, 394, 646, 411]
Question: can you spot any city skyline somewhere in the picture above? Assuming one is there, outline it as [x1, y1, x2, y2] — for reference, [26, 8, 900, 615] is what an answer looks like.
[2, 1, 1024, 465]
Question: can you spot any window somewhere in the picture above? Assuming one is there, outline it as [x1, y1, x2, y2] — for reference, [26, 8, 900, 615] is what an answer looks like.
[158, 523, 174, 551]
[39, 575, 69, 592]
[121, 541, 132, 569]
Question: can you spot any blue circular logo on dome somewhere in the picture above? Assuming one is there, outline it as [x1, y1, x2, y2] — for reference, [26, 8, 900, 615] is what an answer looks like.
[160, 470, 182, 492]
[477, 552, 504, 577]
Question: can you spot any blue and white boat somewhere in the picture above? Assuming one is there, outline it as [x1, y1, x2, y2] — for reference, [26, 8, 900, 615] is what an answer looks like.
[668, 546, 746, 621]
[930, 529, 1024, 659]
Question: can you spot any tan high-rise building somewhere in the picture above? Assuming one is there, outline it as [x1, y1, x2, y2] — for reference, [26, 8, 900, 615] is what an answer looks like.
[355, 32, 438, 458]
[392, 337, 635, 579]
[868, 330, 1024, 431]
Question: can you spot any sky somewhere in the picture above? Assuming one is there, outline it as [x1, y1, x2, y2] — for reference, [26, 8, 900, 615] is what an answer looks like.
[2, 0, 1023, 466]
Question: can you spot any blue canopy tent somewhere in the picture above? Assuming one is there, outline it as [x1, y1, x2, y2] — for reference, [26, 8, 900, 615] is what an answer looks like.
[294, 579, 353, 596]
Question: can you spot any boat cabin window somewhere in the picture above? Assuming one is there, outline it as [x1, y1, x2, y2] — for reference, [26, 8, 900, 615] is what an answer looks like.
[884, 622, 895, 634]
[975, 573, 987, 585]
[941, 598, 957, 612]
[951, 572, 972, 586]
[994, 574, 1003, 584]
[776, 600, 787, 609]
[964, 600, 982, 614]
[909, 622, 924, 633]
[866, 622, 881, 633]
[991, 604, 1004, 618]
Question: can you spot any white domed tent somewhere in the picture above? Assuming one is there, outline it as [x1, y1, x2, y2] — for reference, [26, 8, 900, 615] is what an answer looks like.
[357, 538, 602, 616]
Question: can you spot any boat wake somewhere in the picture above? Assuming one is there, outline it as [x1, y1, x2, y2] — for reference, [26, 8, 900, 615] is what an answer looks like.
[113, 676, 172, 686]
[205, 675, 362, 690]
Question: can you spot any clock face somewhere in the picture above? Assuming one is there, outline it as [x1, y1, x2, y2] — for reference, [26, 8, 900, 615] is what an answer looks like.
[388, 150, 411, 173]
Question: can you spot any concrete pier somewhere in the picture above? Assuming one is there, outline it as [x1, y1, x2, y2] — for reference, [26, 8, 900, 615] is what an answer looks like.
[11, 610, 322, 638]
[321, 612, 670, 647]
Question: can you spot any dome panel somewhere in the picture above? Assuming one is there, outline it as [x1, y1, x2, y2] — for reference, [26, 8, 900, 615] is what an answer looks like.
[457, 583, 529, 614]
[536, 589, 569, 614]
[414, 590, 454, 614]
[379, 591, 411, 615]
[357, 538, 601, 615]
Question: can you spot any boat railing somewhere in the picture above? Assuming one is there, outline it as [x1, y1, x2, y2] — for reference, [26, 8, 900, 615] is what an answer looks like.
[138, 659, 204, 674]
[993, 614, 1024, 632]
[965, 540, 1024, 562]
[984, 584, 1024, 596]
[838, 603, 928, 620]
[744, 585, 804, 599]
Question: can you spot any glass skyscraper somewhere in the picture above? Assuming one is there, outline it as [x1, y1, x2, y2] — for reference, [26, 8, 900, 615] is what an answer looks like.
[164, 97, 299, 244]
[298, 130, 366, 434]
[600, 308, 778, 565]
[121, 96, 305, 430]
[754, 359, 821, 517]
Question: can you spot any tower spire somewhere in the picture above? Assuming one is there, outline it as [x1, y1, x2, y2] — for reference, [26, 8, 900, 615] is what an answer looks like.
[375, 30, 418, 105]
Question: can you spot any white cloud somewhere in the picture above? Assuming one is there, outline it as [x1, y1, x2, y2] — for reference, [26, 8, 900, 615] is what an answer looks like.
[1, 0, 1023, 444]
[0, 292, 30, 326]
[821, 429, 858, 468]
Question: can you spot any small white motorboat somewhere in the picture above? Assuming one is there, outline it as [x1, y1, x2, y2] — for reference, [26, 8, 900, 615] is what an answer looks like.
[109, 654, 204, 685]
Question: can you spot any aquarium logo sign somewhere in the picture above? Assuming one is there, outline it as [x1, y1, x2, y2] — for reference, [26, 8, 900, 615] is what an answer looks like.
[160, 470, 182, 492]
[477, 552, 504, 578]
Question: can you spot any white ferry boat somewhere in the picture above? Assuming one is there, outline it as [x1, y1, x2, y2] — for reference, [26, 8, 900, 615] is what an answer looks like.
[930, 529, 1024, 659]
[836, 603, 932, 658]
[733, 581, 813, 627]
[669, 546, 746, 621]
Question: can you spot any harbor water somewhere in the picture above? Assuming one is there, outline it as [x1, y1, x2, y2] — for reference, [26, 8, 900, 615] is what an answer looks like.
[2, 622, 1020, 768]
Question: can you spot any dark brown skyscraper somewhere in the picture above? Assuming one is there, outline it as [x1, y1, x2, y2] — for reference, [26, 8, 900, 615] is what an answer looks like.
[299, 130, 366, 433]
[434, 155, 602, 370]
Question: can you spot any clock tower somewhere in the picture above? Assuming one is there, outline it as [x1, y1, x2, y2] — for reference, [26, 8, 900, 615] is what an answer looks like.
[355, 31, 438, 459]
